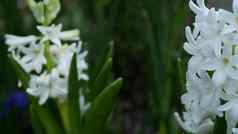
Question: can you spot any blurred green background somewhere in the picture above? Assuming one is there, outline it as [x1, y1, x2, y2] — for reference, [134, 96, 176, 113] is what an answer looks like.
[0, 0, 231, 134]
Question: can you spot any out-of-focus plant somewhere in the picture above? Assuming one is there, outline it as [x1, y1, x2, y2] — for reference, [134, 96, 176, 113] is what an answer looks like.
[3, 0, 123, 134]
[142, 0, 188, 133]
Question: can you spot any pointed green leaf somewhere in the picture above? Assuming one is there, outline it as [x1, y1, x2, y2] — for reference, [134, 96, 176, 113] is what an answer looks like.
[68, 54, 81, 134]
[89, 58, 112, 101]
[91, 43, 113, 81]
[83, 78, 123, 134]
[8, 56, 30, 89]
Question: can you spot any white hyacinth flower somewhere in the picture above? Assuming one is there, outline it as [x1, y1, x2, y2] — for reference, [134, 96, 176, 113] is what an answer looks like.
[218, 0, 238, 34]
[27, 69, 68, 105]
[175, 71, 220, 134]
[37, 24, 80, 46]
[5, 23, 88, 105]
[19, 43, 47, 73]
[6, 0, 88, 106]
[202, 44, 238, 86]
[5, 34, 38, 53]
[27, 72, 51, 105]
[174, 112, 214, 134]
[176, 1, 238, 133]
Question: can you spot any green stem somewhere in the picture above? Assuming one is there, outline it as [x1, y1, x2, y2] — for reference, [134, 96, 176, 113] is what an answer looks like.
[44, 41, 56, 72]
[57, 101, 70, 133]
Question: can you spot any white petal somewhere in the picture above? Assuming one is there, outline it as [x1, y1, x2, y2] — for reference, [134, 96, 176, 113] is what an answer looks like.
[188, 56, 203, 73]
[222, 25, 236, 35]
[226, 102, 238, 134]
[231, 55, 238, 67]
[206, 8, 217, 24]
[51, 87, 67, 98]
[59, 29, 80, 41]
[184, 42, 197, 55]
[39, 90, 49, 105]
[185, 26, 196, 45]
[196, 0, 206, 9]
[197, 119, 214, 134]
[213, 41, 222, 57]
[233, 0, 238, 15]
[227, 67, 238, 80]
[51, 37, 61, 46]
[5, 34, 37, 46]
[201, 58, 219, 71]
[174, 112, 191, 133]
[218, 9, 235, 24]
[189, 0, 202, 14]
[21, 55, 33, 63]
[27, 88, 41, 96]
[232, 128, 238, 134]
[212, 69, 226, 86]
[223, 45, 233, 57]
[218, 101, 234, 111]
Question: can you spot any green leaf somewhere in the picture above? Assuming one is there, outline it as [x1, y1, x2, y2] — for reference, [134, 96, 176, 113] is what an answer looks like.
[68, 54, 81, 134]
[176, 58, 185, 91]
[30, 105, 45, 134]
[83, 78, 123, 134]
[213, 116, 226, 134]
[89, 57, 112, 101]
[90, 43, 113, 82]
[33, 104, 64, 134]
[8, 56, 30, 89]
[44, 41, 56, 71]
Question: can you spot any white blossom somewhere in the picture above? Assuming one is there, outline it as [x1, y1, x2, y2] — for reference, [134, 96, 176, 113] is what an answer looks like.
[176, 0, 238, 133]
[19, 43, 46, 73]
[5, 34, 38, 53]
[5, 23, 88, 105]
[27, 69, 68, 105]
[37, 24, 79, 46]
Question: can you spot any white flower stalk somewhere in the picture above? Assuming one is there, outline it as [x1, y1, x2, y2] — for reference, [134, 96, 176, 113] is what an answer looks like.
[176, 0, 238, 134]
[5, 0, 88, 105]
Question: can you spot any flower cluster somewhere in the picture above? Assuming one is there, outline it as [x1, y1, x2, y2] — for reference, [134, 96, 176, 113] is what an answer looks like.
[5, 24, 88, 105]
[175, 0, 238, 134]
[5, 0, 88, 106]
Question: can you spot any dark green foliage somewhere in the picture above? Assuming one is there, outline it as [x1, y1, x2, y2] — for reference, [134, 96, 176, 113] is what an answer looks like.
[68, 54, 82, 134]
